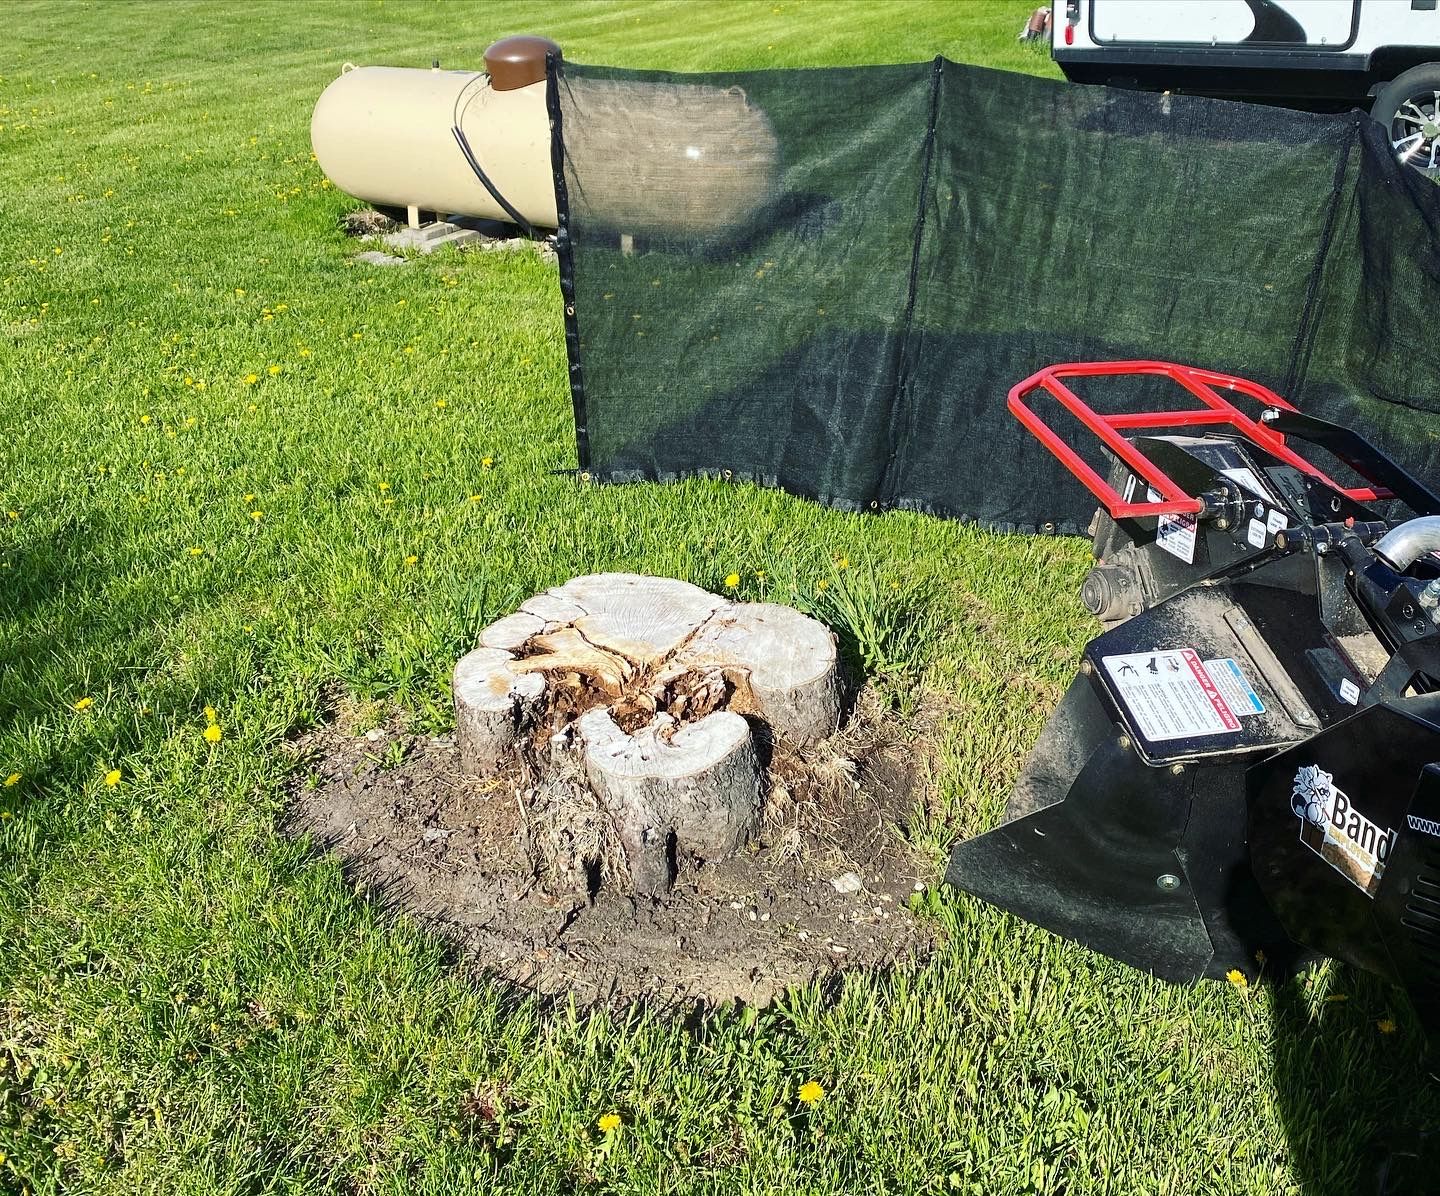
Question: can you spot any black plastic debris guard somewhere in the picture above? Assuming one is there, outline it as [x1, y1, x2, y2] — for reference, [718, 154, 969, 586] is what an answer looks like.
[546, 56, 1440, 535]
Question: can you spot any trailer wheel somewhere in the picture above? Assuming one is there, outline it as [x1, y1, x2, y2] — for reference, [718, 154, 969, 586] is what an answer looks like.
[1372, 63, 1440, 178]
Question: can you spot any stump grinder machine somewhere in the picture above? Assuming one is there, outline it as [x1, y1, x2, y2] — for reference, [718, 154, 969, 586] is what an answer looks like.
[945, 360, 1440, 1035]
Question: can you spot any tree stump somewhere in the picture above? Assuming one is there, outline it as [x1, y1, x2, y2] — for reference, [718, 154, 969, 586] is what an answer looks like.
[580, 708, 759, 895]
[453, 649, 547, 776]
[451, 573, 841, 895]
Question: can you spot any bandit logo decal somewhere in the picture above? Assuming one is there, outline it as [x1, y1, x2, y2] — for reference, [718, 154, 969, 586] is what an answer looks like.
[1292, 765, 1395, 898]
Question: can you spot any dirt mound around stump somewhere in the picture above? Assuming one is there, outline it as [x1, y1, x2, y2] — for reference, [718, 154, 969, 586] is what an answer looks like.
[286, 691, 933, 1007]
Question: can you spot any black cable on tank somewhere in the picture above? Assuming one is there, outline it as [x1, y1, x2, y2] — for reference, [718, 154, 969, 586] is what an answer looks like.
[450, 73, 537, 240]
[450, 127, 538, 239]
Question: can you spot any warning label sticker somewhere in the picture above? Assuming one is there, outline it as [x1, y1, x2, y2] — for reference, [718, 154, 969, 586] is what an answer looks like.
[1158, 513, 1198, 563]
[1148, 488, 1197, 564]
[1102, 648, 1242, 742]
[1204, 657, 1265, 716]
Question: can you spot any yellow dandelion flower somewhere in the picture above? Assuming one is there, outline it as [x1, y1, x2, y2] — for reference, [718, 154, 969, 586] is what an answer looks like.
[250, 510, 263, 521]
[597, 1112, 622, 1133]
[723, 572, 740, 589]
[187, 547, 203, 556]
[404, 554, 419, 566]
[104, 768, 121, 787]
[203, 706, 217, 724]
[1226, 969, 1248, 990]
[377, 482, 390, 492]
[243, 493, 255, 503]
[468, 494, 483, 503]
[1378, 1018, 1397, 1034]
[434, 399, 447, 409]
[298, 346, 312, 357]
[243, 373, 259, 385]
[140, 413, 152, 425]
[72, 697, 94, 711]
[234, 288, 246, 296]
[481, 457, 494, 469]
[4, 773, 19, 787]
[798, 1081, 825, 1105]
[267, 364, 281, 376]
[816, 578, 829, 591]
[837, 556, 851, 569]
[202, 723, 223, 744]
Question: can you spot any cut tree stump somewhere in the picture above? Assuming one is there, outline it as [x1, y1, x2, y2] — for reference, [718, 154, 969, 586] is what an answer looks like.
[451, 573, 842, 894]
[579, 708, 759, 895]
[675, 602, 842, 744]
[452, 648, 547, 776]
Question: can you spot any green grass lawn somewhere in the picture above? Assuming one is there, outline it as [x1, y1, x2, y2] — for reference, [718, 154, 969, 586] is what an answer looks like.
[1, 2, 1435, 1192]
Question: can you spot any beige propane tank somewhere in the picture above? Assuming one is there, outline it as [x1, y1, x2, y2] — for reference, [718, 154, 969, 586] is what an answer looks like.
[311, 36, 780, 240]
[311, 63, 558, 227]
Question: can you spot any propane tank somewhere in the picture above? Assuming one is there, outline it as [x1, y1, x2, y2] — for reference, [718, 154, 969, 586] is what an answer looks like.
[311, 37, 559, 228]
[311, 36, 781, 240]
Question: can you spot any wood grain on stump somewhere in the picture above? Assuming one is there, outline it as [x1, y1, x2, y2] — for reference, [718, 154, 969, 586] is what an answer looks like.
[452, 573, 840, 895]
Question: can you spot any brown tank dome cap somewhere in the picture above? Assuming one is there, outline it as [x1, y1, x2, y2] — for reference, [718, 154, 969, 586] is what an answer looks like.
[484, 35, 562, 91]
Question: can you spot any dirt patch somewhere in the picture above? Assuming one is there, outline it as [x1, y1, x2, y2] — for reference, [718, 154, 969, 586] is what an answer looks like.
[341, 208, 398, 237]
[285, 691, 934, 1006]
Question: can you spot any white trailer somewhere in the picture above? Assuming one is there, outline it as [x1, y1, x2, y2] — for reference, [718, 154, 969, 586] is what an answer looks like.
[1052, 0, 1440, 172]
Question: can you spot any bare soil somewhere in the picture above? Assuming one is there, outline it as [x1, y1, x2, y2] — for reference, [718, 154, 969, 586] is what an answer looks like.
[285, 693, 934, 1007]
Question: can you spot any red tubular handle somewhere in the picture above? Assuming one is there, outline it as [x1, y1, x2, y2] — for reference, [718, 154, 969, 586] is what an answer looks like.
[1007, 360, 1390, 519]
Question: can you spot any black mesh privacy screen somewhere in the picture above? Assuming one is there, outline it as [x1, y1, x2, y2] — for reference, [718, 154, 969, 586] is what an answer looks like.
[547, 57, 1440, 534]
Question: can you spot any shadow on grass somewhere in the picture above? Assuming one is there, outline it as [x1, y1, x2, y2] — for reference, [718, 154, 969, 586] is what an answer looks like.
[1269, 970, 1439, 1195]
[0, 509, 240, 828]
